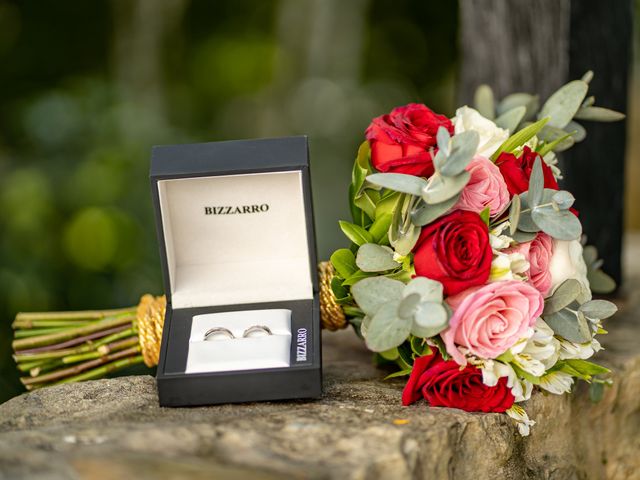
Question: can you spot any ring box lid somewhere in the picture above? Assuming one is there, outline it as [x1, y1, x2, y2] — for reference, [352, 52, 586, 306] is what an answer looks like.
[150, 136, 316, 310]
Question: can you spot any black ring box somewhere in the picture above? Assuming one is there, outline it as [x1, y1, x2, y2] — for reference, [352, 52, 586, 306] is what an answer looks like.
[150, 136, 322, 406]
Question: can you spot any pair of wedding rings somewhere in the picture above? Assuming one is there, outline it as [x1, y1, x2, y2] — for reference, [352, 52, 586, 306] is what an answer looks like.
[203, 325, 272, 341]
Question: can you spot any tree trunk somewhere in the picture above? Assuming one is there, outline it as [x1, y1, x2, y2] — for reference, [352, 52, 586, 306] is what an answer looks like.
[459, 0, 632, 285]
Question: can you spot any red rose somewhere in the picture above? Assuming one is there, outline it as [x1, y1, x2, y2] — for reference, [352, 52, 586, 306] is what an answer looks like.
[495, 146, 559, 197]
[412, 210, 492, 296]
[365, 103, 454, 177]
[402, 352, 515, 413]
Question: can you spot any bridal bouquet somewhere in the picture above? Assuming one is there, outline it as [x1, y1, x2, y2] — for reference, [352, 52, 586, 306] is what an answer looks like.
[330, 73, 623, 434]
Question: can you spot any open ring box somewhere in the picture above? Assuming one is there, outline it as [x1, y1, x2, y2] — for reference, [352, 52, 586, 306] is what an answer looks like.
[150, 136, 322, 406]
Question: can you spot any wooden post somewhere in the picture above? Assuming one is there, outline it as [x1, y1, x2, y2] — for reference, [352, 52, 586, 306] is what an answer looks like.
[459, 0, 632, 285]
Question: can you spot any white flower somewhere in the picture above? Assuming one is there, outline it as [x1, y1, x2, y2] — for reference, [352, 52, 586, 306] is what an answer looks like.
[559, 337, 602, 360]
[506, 404, 535, 436]
[521, 318, 561, 369]
[489, 251, 529, 282]
[489, 222, 513, 251]
[481, 359, 533, 402]
[538, 371, 574, 395]
[543, 151, 563, 180]
[452, 106, 509, 158]
[548, 239, 591, 303]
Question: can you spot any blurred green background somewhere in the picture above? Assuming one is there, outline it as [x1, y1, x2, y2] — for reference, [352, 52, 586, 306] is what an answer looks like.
[0, 0, 459, 402]
[1, 0, 639, 403]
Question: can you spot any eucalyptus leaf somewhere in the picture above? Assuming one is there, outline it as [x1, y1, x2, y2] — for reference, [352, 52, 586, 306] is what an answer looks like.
[574, 106, 626, 122]
[582, 95, 595, 108]
[474, 84, 495, 119]
[403, 276, 444, 303]
[587, 268, 616, 294]
[531, 207, 582, 240]
[497, 93, 539, 120]
[365, 301, 412, 352]
[355, 243, 400, 272]
[538, 80, 589, 129]
[528, 157, 545, 207]
[440, 131, 479, 177]
[589, 382, 604, 403]
[422, 171, 470, 204]
[581, 70, 594, 84]
[391, 222, 421, 256]
[330, 248, 357, 278]
[538, 125, 576, 152]
[582, 245, 598, 266]
[410, 194, 459, 226]
[366, 173, 428, 196]
[517, 194, 539, 232]
[509, 194, 521, 236]
[543, 279, 582, 315]
[544, 308, 592, 343]
[565, 121, 586, 142]
[351, 276, 404, 316]
[436, 126, 451, 156]
[411, 302, 449, 338]
[552, 191, 575, 210]
[398, 292, 421, 319]
[491, 117, 549, 160]
[339, 220, 374, 246]
[579, 299, 618, 319]
[495, 106, 526, 132]
[433, 150, 447, 171]
[512, 230, 538, 243]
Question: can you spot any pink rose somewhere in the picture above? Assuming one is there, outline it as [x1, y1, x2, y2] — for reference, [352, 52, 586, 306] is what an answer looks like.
[442, 280, 544, 365]
[453, 155, 509, 217]
[507, 233, 554, 297]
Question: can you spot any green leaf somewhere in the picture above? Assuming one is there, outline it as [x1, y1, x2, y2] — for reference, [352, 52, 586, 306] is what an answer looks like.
[384, 368, 412, 380]
[544, 308, 592, 343]
[410, 194, 459, 226]
[440, 131, 479, 177]
[330, 248, 357, 278]
[537, 125, 576, 152]
[544, 279, 583, 315]
[579, 300, 618, 319]
[410, 336, 432, 356]
[565, 359, 611, 376]
[497, 93, 539, 120]
[528, 157, 545, 207]
[490, 117, 550, 160]
[353, 189, 378, 221]
[403, 276, 444, 303]
[589, 382, 604, 403]
[574, 106, 625, 122]
[375, 191, 401, 217]
[330, 276, 348, 301]
[379, 347, 400, 361]
[581, 70, 594, 84]
[355, 243, 400, 272]
[422, 171, 470, 204]
[365, 301, 412, 352]
[479, 206, 490, 226]
[366, 173, 428, 196]
[341, 269, 375, 286]
[511, 363, 541, 385]
[339, 220, 374, 246]
[551, 191, 575, 210]
[495, 106, 526, 132]
[587, 269, 616, 294]
[436, 126, 451, 156]
[351, 276, 404, 316]
[508, 195, 521, 236]
[531, 207, 582, 240]
[474, 84, 495, 119]
[538, 80, 589, 129]
[368, 213, 393, 244]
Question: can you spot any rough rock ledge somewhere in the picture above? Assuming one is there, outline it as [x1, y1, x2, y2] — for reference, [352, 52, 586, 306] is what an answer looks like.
[2, 280, 640, 480]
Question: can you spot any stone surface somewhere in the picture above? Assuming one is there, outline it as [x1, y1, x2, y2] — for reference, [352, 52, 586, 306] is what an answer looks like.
[1, 236, 640, 480]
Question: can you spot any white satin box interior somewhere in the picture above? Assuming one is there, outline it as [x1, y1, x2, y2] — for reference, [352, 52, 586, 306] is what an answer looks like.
[150, 136, 322, 406]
